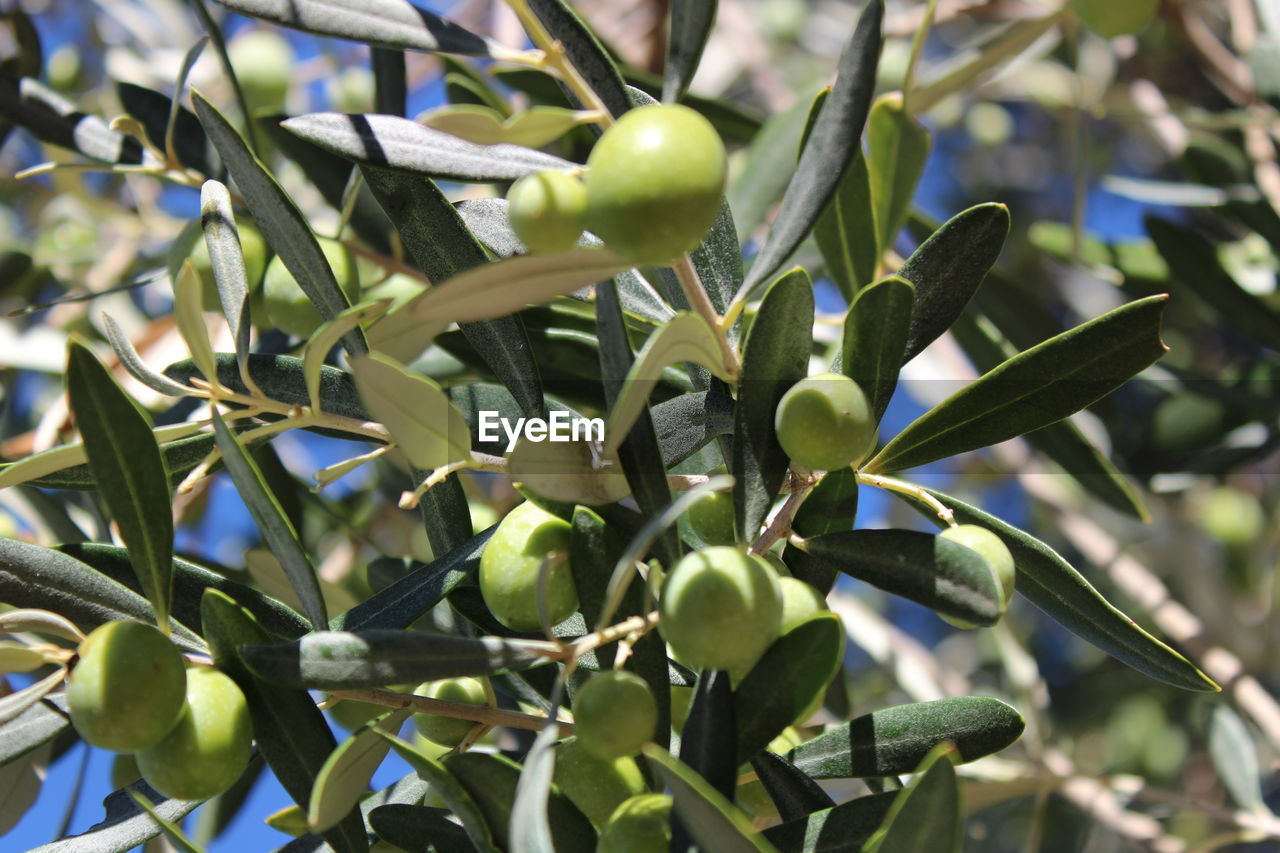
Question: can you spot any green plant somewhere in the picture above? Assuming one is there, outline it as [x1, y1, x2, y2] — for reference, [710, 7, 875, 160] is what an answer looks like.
[261, 236, 360, 337]
[551, 737, 646, 827]
[136, 667, 252, 800]
[775, 372, 877, 472]
[506, 170, 587, 254]
[411, 676, 488, 746]
[65, 621, 187, 752]
[478, 499, 578, 631]
[572, 669, 657, 759]
[597, 793, 673, 853]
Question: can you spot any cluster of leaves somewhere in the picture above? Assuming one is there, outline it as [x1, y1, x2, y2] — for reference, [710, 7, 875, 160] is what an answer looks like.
[2, 0, 1272, 851]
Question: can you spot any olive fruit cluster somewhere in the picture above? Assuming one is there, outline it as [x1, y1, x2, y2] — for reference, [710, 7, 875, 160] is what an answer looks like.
[938, 524, 1017, 628]
[479, 500, 579, 632]
[508, 104, 727, 265]
[65, 621, 252, 800]
[774, 373, 877, 472]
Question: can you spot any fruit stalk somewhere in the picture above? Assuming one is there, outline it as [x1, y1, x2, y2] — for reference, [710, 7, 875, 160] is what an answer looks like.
[673, 254, 741, 379]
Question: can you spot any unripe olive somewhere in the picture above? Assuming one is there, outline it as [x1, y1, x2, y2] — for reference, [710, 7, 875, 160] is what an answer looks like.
[778, 576, 827, 635]
[551, 737, 646, 828]
[573, 670, 656, 760]
[659, 546, 782, 674]
[598, 794, 672, 853]
[1199, 486, 1265, 549]
[110, 753, 140, 790]
[228, 29, 294, 115]
[412, 676, 487, 746]
[585, 104, 727, 265]
[136, 668, 252, 801]
[939, 524, 1015, 606]
[479, 501, 578, 632]
[66, 621, 187, 752]
[669, 684, 695, 734]
[682, 488, 736, 547]
[1070, 0, 1158, 38]
[262, 237, 360, 338]
[329, 697, 387, 731]
[506, 171, 587, 255]
[775, 373, 877, 472]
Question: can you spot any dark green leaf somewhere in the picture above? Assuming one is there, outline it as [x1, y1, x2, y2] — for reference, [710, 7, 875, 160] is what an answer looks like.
[66, 341, 175, 631]
[372, 48, 407, 116]
[212, 0, 496, 55]
[739, 0, 882, 295]
[284, 113, 574, 182]
[0, 73, 153, 165]
[897, 203, 1009, 362]
[814, 140, 876, 299]
[200, 590, 369, 853]
[791, 468, 858, 540]
[0, 428, 223, 491]
[241, 629, 547, 689]
[735, 615, 844, 763]
[368, 804, 472, 853]
[200, 180, 253, 370]
[680, 669, 738, 800]
[750, 749, 835, 823]
[840, 275, 914, 422]
[866, 94, 930, 256]
[733, 268, 814, 540]
[528, 0, 631, 118]
[643, 746, 779, 853]
[28, 782, 199, 853]
[762, 792, 898, 853]
[194, 92, 366, 357]
[211, 411, 329, 631]
[867, 296, 1170, 474]
[116, 82, 218, 176]
[785, 696, 1024, 779]
[651, 391, 736, 467]
[899, 488, 1220, 692]
[376, 734, 501, 853]
[863, 744, 960, 853]
[308, 709, 411, 832]
[664, 1, 717, 102]
[802, 530, 1001, 626]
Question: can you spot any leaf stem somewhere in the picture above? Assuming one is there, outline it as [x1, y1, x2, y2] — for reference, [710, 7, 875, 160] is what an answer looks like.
[673, 254, 740, 379]
[500, 0, 615, 125]
[856, 470, 957, 527]
[327, 687, 573, 735]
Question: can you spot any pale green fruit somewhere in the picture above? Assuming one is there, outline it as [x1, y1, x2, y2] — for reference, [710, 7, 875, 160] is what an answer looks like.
[937, 524, 1015, 629]
[66, 621, 186, 752]
[506, 171, 587, 255]
[1200, 487, 1265, 549]
[137, 668, 252, 801]
[659, 547, 782, 674]
[669, 684, 695, 734]
[110, 753, 140, 790]
[551, 737, 646, 828]
[778, 576, 827, 635]
[479, 501, 578, 631]
[775, 373, 877, 472]
[585, 104, 727, 264]
[1070, 0, 1159, 38]
[413, 677, 487, 746]
[573, 670, 656, 760]
[326, 66, 372, 113]
[598, 794, 673, 853]
[262, 237, 360, 338]
[683, 488, 736, 547]
[228, 30, 294, 114]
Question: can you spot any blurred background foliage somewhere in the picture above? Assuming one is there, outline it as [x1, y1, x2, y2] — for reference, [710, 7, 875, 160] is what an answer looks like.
[2, 0, 1280, 850]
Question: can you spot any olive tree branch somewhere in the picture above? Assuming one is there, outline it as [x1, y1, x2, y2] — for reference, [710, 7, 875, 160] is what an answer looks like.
[326, 687, 573, 735]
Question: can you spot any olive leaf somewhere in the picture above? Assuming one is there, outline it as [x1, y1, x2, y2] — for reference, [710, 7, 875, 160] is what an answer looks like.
[65, 341, 175, 632]
[866, 295, 1170, 474]
[211, 0, 497, 56]
[0, 74, 156, 166]
[0, 693, 69, 768]
[0, 421, 205, 490]
[508, 438, 631, 506]
[26, 781, 200, 853]
[643, 745, 781, 853]
[350, 352, 472, 471]
[368, 805, 473, 852]
[418, 104, 598, 148]
[116, 82, 218, 176]
[840, 275, 915, 422]
[664, 0, 718, 103]
[171, 260, 219, 384]
[762, 792, 898, 853]
[750, 749, 836, 823]
[308, 709, 412, 832]
[862, 744, 962, 853]
[527, 0, 632, 119]
[810, 89, 877, 298]
[283, 112, 576, 182]
[198, 180, 253, 373]
[866, 93, 931, 256]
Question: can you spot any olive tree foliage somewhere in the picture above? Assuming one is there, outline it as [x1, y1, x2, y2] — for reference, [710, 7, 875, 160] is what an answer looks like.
[0, 0, 1276, 850]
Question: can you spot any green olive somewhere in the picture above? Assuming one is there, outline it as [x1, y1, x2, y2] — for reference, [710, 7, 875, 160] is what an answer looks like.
[597, 794, 673, 853]
[479, 501, 578, 632]
[506, 171, 587, 255]
[1070, 0, 1158, 38]
[228, 29, 294, 115]
[573, 670, 656, 760]
[137, 667, 252, 801]
[778, 576, 827, 635]
[168, 217, 271, 313]
[659, 546, 782, 674]
[551, 737, 646, 828]
[66, 621, 187, 752]
[412, 677, 488, 746]
[110, 753, 140, 790]
[329, 698, 388, 731]
[937, 524, 1016, 629]
[585, 104, 727, 265]
[669, 684, 695, 734]
[682, 488, 736, 547]
[775, 373, 877, 472]
[262, 237, 360, 338]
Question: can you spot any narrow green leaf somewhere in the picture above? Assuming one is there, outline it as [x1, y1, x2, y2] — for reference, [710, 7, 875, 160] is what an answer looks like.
[0, 422, 203, 490]
[897, 203, 1009, 362]
[116, 82, 218, 177]
[375, 733, 501, 853]
[240, 629, 547, 689]
[737, 0, 882, 297]
[0, 668, 67, 726]
[785, 696, 1025, 779]
[193, 92, 366, 358]
[66, 341, 174, 631]
[1208, 706, 1266, 813]
[308, 709, 411, 832]
[508, 438, 631, 507]
[863, 744, 961, 853]
[210, 410, 329, 631]
[735, 614, 845, 762]
[604, 313, 734, 455]
[102, 313, 198, 398]
[866, 94, 931, 255]
[200, 590, 368, 853]
[840, 275, 914, 422]
[802, 529, 1002, 626]
[199, 180, 253, 375]
[351, 352, 471, 471]
[650, 391, 735, 468]
[125, 790, 206, 853]
[899, 488, 1220, 693]
[172, 260, 220, 384]
[726, 98, 811, 243]
[0, 642, 57, 674]
[304, 300, 394, 413]
[643, 745, 780, 853]
[212, 0, 496, 55]
[867, 295, 1170, 474]
[528, 0, 632, 118]
[0, 609, 85, 644]
[733, 268, 814, 540]
[679, 669, 739, 804]
[761, 792, 899, 853]
[814, 141, 877, 298]
[750, 749, 835, 823]
[0, 75, 157, 166]
[509, 724, 560, 853]
[367, 804, 472, 853]
[283, 112, 575, 182]
[419, 104, 598, 148]
[664, 1, 718, 102]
